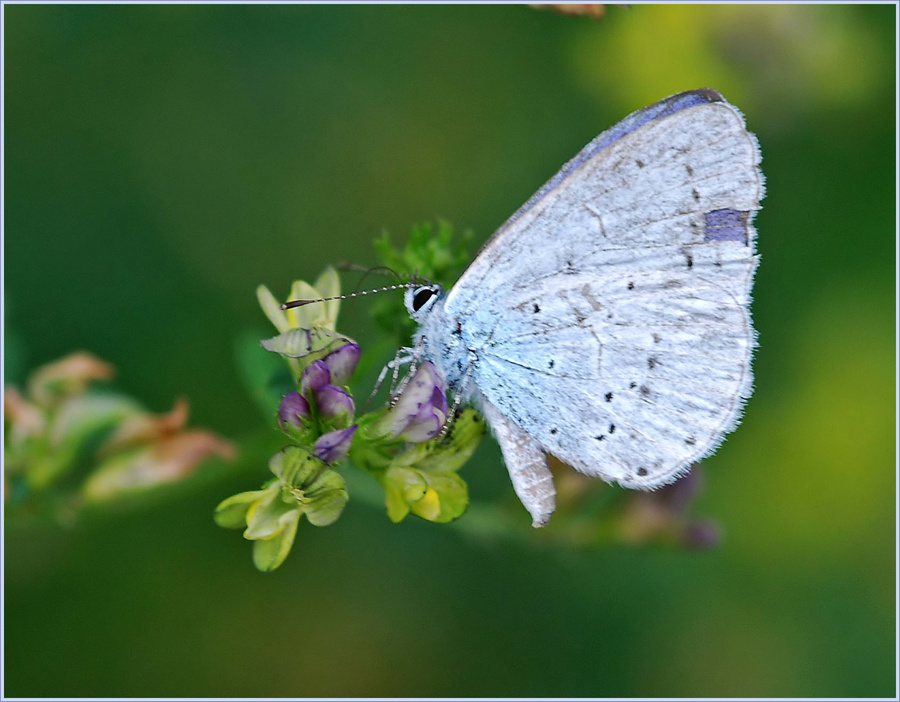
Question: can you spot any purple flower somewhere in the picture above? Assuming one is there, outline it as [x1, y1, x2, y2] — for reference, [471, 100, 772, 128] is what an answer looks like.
[315, 385, 355, 427]
[322, 343, 360, 387]
[313, 425, 357, 464]
[300, 360, 331, 397]
[372, 362, 448, 442]
[278, 392, 311, 431]
[400, 385, 448, 442]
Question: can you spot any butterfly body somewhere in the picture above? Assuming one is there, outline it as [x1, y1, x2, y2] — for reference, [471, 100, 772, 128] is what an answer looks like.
[406, 89, 763, 526]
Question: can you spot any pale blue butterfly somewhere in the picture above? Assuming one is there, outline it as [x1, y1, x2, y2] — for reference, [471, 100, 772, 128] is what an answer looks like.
[402, 89, 764, 527]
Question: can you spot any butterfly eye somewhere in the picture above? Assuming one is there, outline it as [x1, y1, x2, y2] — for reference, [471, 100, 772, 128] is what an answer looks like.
[412, 287, 435, 312]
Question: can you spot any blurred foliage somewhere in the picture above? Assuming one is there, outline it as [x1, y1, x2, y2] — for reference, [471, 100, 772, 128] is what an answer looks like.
[4, 352, 235, 523]
[3, 4, 895, 698]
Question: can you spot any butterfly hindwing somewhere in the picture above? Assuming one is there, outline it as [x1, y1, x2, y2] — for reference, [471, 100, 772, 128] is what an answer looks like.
[473, 264, 753, 487]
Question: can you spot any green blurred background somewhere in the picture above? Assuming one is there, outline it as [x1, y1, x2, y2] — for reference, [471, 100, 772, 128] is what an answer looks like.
[4, 4, 896, 697]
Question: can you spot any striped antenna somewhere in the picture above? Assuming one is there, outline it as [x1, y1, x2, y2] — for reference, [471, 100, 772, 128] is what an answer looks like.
[280, 283, 420, 310]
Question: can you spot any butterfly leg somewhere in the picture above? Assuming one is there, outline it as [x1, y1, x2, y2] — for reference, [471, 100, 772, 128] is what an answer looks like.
[480, 399, 556, 528]
[388, 350, 415, 397]
[365, 346, 414, 412]
[437, 360, 476, 440]
[389, 336, 426, 407]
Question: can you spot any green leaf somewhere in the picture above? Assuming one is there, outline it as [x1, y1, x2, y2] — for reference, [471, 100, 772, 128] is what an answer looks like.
[214, 489, 269, 529]
[252, 509, 301, 571]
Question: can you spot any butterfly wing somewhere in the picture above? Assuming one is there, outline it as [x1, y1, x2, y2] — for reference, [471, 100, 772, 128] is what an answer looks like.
[445, 89, 763, 488]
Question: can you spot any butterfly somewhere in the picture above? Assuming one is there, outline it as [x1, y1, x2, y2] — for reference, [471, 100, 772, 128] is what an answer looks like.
[402, 89, 764, 527]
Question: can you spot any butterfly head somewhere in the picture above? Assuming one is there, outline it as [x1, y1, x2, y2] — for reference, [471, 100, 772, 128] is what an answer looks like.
[404, 283, 443, 323]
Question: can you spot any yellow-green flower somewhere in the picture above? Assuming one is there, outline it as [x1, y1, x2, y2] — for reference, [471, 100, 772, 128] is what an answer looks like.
[214, 446, 348, 571]
[256, 266, 341, 333]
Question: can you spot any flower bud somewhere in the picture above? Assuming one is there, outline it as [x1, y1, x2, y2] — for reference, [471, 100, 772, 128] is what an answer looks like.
[300, 360, 331, 397]
[315, 385, 355, 427]
[313, 425, 357, 464]
[322, 343, 360, 387]
[278, 392, 312, 431]
[401, 385, 449, 442]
